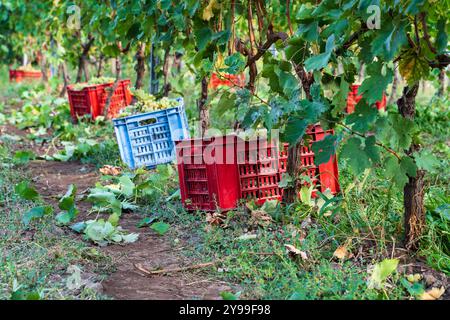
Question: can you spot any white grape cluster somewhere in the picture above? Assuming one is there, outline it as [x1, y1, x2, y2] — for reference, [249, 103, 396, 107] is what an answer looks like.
[117, 89, 179, 118]
[71, 77, 115, 91]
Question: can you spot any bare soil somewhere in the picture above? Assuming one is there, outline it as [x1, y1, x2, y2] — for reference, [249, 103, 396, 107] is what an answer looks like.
[2, 124, 231, 300]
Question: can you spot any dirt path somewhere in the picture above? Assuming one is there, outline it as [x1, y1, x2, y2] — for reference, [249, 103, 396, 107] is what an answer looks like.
[1, 124, 231, 300]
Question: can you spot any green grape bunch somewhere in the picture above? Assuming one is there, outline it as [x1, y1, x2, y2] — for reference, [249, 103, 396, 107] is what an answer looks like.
[117, 89, 179, 118]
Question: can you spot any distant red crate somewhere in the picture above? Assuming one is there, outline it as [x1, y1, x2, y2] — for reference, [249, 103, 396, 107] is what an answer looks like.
[209, 73, 246, 89]
[9, 69, 42, 83]
[176, 135, 241, 211]
[67, 79, 132, 121]
[347, 84, 386, 114]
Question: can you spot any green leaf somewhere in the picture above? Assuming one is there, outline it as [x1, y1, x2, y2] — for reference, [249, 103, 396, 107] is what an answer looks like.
[401, 278, 425, 297]
[299, 185, 314, 206]
[15, 181, 39, 201]
[137, 216, 157, 228]
[345, 100, 379, 133]
[341, 139, 370, 175]
[304, 34, 335, 71]
[413, 150, 440, 173]
[399, 50, 430, 86]
[70, 221, 86, 233]
[55, 212, 74, 225]
[216, 92, 236, 117]
[13, 150, 35, 165]
[284, 118, 308, 145]
[23, 206, 54, 227]
[220, 291, 241, 300]
[150, 221, 170, 236]
[119, 175, 135, 198]
[108, 212, 120, 227]
[59, 184, 77, 211]
[385, 155, 417, 188]
[368, 258, 399, 289]
[223, 53, 246, 74]
[311, 134, 339, 165]
[358, 61, 393, 105]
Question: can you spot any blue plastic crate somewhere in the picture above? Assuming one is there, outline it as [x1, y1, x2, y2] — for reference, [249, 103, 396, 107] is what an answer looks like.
[113, 98, 189, 169]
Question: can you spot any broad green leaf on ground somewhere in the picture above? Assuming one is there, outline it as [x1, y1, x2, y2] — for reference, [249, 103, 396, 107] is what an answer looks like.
[137, 216, 158, 228]
[22, 206, 54, 227]
[150, 221, 170, 236]
[56, 184, 78, 225]
[13, 150, 36, 165]
[220, 291, 241, 300]
[368, 258, 399, 289]
[83, 219, 139, 246]
[118, 175, 135, 197]
[311, 134, 339, 165]
[15, 181, 39, 201]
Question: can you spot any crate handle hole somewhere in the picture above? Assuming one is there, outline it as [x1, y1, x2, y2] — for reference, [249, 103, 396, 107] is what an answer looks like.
[140, 118, 157, 126]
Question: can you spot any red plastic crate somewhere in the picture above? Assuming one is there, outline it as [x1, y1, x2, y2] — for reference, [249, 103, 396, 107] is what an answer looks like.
[238, 125, 340, 205]
[209, 73, 246, 89]
[176, 135, 241, 211]
[292, 125, 340, 197]
[347, 84, 386, 114]
[67, 79, 132, 121]
[9, 69, 43, 83]
[237, 138, 286, 205]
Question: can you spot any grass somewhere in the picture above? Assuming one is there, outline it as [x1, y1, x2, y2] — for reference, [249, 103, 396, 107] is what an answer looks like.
[0, 141, 114, 300]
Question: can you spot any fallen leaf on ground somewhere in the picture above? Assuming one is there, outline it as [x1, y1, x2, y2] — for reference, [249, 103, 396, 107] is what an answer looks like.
[333, 238, 353, 260]
[99, 165, 122, 176]
[206, 212, 226, 226]
[420, 287, 445, 300]
[285, 244, 308, 260]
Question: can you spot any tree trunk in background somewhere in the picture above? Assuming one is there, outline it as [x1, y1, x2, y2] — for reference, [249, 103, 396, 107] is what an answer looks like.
[134, 43, 146, 90]
[39, 51, 49, 84]
[96, 54, 104, 78]
[198, 76, 209, 137]
[59, 62, 70, 97]
[283, 65, 314, 203]
[76, 35, 94, 83]
[397, 84, 424, 251]
[388, 66, 400, 106]
[438, 69, 446, 97]
[103, 57, 122, 117]
[162, 49, 171, 97]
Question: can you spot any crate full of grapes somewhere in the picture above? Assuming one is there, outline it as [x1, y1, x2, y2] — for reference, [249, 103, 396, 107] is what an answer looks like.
[113, 90, 190, 169]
